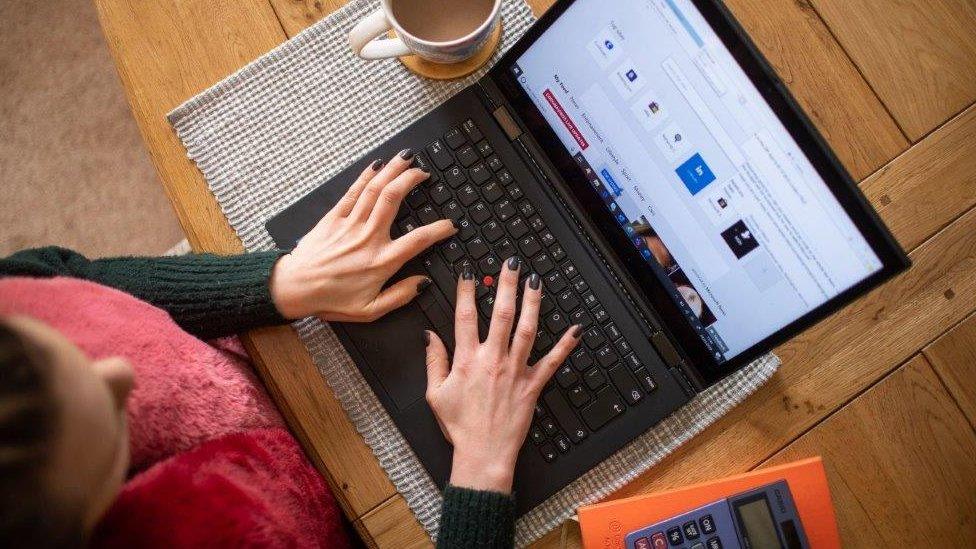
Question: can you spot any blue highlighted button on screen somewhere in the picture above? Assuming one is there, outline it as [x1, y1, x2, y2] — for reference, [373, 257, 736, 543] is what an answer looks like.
[600, 168, 623, 196]
[675, 153, 716, 195]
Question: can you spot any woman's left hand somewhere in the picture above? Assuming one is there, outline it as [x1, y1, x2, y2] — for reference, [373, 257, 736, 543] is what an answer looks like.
[270, 150, 457, 322]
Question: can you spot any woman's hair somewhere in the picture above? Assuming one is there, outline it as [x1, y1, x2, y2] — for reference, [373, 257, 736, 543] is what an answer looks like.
[0, 322, 80, 547]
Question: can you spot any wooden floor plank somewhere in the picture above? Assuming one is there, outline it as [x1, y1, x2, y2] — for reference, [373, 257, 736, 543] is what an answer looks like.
[762, 355, 976, 547]
[809, 0, 976, 141]
[356, 495, 432, 549]
[924, 313, 976, 428]
[860, 104, 976, 251]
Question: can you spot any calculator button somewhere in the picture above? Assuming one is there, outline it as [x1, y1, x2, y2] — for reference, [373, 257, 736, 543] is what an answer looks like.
[634, 537, 651, 549]
[699, 515, 716, 535]
[651, 532, 668, 549]
[682, 520, 700, 540]
[689, 544, 704, 549]
[666, 526, 683, 546]
[705, 537, 722, 549]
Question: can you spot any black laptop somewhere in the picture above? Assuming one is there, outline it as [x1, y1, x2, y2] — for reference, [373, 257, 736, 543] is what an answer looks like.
[266, 0, 909, 515]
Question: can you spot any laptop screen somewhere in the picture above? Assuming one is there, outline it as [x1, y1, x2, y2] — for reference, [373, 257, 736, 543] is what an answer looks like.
[511, 0, 883, 363]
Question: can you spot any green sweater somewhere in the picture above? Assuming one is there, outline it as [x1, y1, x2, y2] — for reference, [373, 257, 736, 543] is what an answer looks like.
[0, 246, 515, 548]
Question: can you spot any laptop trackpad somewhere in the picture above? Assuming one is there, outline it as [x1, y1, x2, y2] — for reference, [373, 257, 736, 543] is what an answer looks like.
[342, 304, 431, 411]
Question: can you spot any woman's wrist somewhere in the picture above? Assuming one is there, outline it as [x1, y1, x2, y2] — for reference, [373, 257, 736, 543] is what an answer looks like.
[449, 450, 516, 494]
[269, 254, 310, 320]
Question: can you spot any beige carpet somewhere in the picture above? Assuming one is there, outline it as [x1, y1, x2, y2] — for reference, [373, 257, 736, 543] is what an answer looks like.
[0, 0, 184, 259]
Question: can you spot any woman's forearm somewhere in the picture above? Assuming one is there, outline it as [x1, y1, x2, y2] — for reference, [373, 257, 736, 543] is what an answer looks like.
[0, 246, 287, 339]
[437, 485, 516, 549]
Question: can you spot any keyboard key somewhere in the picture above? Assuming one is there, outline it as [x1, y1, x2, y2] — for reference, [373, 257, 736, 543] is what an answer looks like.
[545, 310, 570, 333]
[444, 127, 466, 149]
[529, 426, 546, 445]
[518, 235, 542, 257]
[595, 344, 618, 368]
[457, 145, 479, 168]
[580, 387, 626, 431]
[567, 384, 591, 408]
[569, 307, 593, 328]
[557, 289, 580, 312]
[614, 338, 632, 355]
[534, 329, 552, 353]
[571, 347, 594, 371]
[458, 184, 480, 207]
[495, 238, 517, 260]
[462, 119, 483, 142]
[412, 151, 433, 173]
[517, 200, 536, 218]
[406, 187, 427, 208]
[550, 243, 567, 262]
[571, 277, 589, 293]
[429, 183, 452, 205]
[539, 443, 557, 462]
[555, 364, 579, 388]
[416, 204, 439, 224]
[470, 163, 492, 184]
[593, 307, 609, 324]
[543, 387, 588, 444]
[583, 327, 607, 349]
[427, 139, 453, 170]
[479, 254, 502, 276]
[442, 240, 465, 263]
[482, 180, 505, 202]
[466, 236, 489, 259]
[608, 365, 643, 405]
[543, 271, 567, 294]
[482, 219, 504, 242]
[445, 165, 467, 188]
[532, 252, 555, 275]
[528, 215, 545, 232]
[634, 367, 658, 393]
[398, 216, 419, 234]
[456, 217, 476, 241]
[478, 294, 495, 318]
[582, 291, 599, 309]
[624, 353, 643, 371]
[507, 184, 524, 201]
[540, 416, 558, 435]
[534, 403, 546, 419]
[561, 261, 579, 279]
[495, 199, 516, 221]
[606, 323, 622, 341]
[540, 294, 556, 314]
[423, 254, 457, 300]
[497, 169, 514, 186]
[470, 201, 492, 224]
[476, 140, 493, 157]
[584, 367, 606, 390]
[507, 216, 529, 239]
[441, 200, 463, 220]
[554, 435, 571, 453]
[487, 155, 504, 172]
[539, 231, 556, 248]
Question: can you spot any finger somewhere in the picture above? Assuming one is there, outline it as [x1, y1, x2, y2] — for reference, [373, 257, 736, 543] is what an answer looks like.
[349, 149, 416, 222]
[332, 158, 385, 219]
[388, 219, 457, 265]
[530, 324, 583, 390]
[367, 167, 431, 231]
[454, 263, 479, 352]
[424, 330, 450, 391]
[486, 256, 522, 351]
[510, 273, 542, 365]
[362, 275, 432, 321]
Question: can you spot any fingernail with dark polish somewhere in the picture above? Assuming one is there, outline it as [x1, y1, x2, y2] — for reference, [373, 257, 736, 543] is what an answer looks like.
[423, 330, 431, 346]
[528, 273, 541, 290]
[571, 324, 583, 339]
[417, 277, 432, 293]
[507, 256, 521, 271]
[370, 158, 384, 171]
[399, 148, 414, 160]
[450, 218, 460, 230]
[461, 262, 474, 280]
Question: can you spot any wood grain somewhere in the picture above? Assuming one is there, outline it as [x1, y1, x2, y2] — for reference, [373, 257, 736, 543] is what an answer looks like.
[809, 0, 976, 141]
[860, 104, 976, 251]
[763, 355, 976, 547]
[356, 495, 432, 549]
[925, 312, 976, 427]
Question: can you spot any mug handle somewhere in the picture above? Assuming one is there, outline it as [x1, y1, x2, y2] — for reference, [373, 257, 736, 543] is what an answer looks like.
[348, 10, 413, 60]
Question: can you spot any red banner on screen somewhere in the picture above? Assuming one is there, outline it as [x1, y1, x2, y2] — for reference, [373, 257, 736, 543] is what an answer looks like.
[543, 89, 588, 150]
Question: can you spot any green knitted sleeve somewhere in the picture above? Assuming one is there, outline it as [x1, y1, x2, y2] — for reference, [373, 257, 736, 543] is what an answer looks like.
[437, 485, 516, 548]
[0, 246, 288, 339]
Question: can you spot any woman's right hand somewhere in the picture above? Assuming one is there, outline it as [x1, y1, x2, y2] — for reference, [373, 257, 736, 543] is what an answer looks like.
[423, 257, 582, 494]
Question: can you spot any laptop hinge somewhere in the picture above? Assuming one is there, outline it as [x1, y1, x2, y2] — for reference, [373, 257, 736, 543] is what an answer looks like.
[492, 105, 523, 141]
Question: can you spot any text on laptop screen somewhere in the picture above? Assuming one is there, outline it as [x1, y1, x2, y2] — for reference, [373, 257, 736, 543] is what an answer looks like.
[512, 0, 882, 362]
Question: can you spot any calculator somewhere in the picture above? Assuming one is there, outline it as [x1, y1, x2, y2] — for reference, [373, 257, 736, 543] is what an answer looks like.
[624, 480, 809, 549]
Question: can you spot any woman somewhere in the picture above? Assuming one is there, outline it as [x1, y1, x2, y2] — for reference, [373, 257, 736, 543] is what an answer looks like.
[0, 151, 580, 547]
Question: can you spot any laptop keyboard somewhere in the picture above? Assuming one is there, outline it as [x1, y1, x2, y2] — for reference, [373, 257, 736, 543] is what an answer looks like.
[394, 118, 659, 464]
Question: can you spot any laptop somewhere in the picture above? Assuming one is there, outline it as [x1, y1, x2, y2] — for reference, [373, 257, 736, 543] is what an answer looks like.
[266, 0, 909, 516]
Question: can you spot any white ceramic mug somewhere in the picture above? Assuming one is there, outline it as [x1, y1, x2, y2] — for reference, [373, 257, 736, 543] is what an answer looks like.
[348, 0, 502, 64]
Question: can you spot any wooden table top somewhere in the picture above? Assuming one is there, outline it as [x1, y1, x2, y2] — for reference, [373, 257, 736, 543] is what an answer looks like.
[92, 0, 976, 546]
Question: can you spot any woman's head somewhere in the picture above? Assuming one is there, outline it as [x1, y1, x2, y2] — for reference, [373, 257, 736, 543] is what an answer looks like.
[0, 316, 133, 546]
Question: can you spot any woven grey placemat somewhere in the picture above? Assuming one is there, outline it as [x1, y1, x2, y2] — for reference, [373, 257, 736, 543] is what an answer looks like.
[168, 1, 780, 544]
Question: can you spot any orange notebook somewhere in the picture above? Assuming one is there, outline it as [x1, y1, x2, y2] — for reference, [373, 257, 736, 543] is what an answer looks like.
[577, 457, 840, 549]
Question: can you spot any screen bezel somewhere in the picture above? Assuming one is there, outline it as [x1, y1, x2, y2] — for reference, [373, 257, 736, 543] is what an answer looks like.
[487, 0, 910, 386]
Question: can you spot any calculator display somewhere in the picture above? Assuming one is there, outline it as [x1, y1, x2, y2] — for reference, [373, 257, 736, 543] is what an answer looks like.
[734, 498, 780, 549]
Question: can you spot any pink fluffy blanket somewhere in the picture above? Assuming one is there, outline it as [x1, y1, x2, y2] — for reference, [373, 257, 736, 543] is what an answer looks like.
[0, 277, 349, 547]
